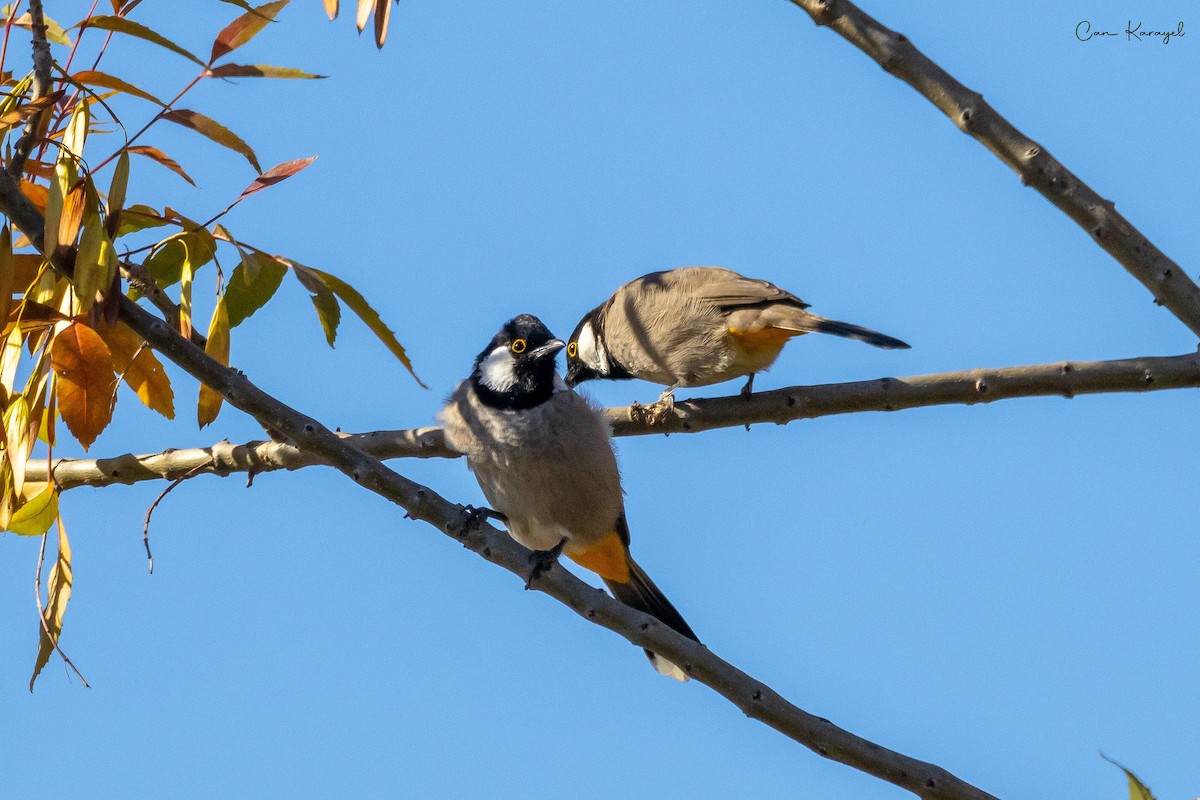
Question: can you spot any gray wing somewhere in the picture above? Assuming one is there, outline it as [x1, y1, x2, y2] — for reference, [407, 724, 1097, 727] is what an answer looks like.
[654, 266, 810, 311]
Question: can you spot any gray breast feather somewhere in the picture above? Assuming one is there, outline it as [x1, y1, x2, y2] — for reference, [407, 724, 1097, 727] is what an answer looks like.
[439, 382, 626, 551]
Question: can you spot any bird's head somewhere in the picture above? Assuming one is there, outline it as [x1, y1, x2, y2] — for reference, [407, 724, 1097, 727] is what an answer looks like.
[471, 314, 565, 409]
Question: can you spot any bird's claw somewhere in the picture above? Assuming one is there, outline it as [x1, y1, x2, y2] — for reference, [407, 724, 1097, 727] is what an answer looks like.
[629, 390, 676, 426]
[524, 537, 566, 589]
[458, 504, 507, 536]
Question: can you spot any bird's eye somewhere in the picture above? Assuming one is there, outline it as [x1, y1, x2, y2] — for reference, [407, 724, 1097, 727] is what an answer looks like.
[567, 342, 578, 358]
[510, 338, 527, 353]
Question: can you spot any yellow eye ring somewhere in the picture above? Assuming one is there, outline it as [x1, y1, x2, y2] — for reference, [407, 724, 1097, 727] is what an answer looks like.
[511, 338, 527, 353]
[567, 342, 577, 358]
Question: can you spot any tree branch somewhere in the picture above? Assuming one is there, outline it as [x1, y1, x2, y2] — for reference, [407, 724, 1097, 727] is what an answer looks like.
[35, 352, 1200, 489]
[8, 0, 55, 178]
[0, 161, 999, 798]
[785, 0, 1200, 338]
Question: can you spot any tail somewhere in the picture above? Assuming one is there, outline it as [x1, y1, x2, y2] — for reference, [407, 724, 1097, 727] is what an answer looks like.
[784, 314, 910, 350]
[603, 557, 700, 682]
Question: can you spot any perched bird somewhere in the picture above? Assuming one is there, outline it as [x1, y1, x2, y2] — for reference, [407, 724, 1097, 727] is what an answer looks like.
[439, 314, 699, 680]
[565, 266, 910, 401]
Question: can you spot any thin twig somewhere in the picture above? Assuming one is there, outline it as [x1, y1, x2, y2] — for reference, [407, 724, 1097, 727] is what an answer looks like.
[8, 0, 54, 178]
[141, 464, 204, 574]
[784, 0, 1200, 338]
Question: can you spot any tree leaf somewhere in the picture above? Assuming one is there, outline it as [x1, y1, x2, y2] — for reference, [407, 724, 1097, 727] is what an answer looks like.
[71, 69, 164, 106]
[235, 155, 316, 204]
[0, 91, 63, 128]
[0, 226, 12, 326]
[114, 204, 168, 238]
[198, 298, 230, 428]
[291, 264, 340, 346]
[108, 151, 130, 217]
[74, 182, 118, 312]
[29, 516, 72, 691]
[373, 0, 392, 49]
[7, 484, 59, 536]
[19, 180, 48, 215]
[225, 250, 287, 327]
[208, 63, 324, 79]
[355, 0, 372, 33]
[145, 230, 216, 290]
[82, 16, 205, 67]
[4, 394, 30, 497]
[217, 0, 259, 11]
[162, 109, 260, 172]
[297, 265, 425, 387]
[8, 10, 72, 46]
[126, 144, 195, 186]
[210, 0, 290, 64]
[95, 320, 175, 419]
[51, 322, 115, 450]
[1101, 754, 1158, 800]
[323, 0, 338, 20]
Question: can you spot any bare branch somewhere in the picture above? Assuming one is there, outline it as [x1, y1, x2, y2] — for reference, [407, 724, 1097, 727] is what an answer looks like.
[8, 0, 55, 178]
[35, 352, 1200, 489]
[785, 0, 1200, 338]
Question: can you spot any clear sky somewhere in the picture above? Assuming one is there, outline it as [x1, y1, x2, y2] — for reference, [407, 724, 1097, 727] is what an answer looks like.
[2, 1, 1197, 798]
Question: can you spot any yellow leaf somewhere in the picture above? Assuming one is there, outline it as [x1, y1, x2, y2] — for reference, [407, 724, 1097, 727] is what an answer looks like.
[30, 517, 73, 691]
[198, 297, 230, 428]
[4, 394, 30, 497]
[108, 150, 130, 217]
[51, 322, 115, 450]
[7, 483, 58, 536]
[95, 319, 175, 419]
[0, 327, 23, 391]
[73, 181, 118, 312]
[82, 16, 205, 67]
[61, 101, 89, 157]
[1102, 755, 1158, 800]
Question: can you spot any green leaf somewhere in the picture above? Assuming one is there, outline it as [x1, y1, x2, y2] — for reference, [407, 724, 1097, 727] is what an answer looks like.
[114, 204, 168, 238]
[144, 230, 215, 290]
[292, 264, 425, 387]
[71, 69, 164, 106]
[82, 16, 205, 67]
[162, 109, 260, 172]
[1101, 754, 1158, 800]
[209, 63, 324, 79]
[7, 484, 59, 536]
[292, 265, 340, 347]
[225, 250, 287, 327]
[209, 0, 290, 64]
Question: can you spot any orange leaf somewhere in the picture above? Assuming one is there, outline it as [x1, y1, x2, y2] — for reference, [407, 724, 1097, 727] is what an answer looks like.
[71, 70, 164, 106]
[162, 109, 260, 172]
[57, 182, 87, 249]
[20, 181, 48, 215]
[234, 156, 315, 205]
[126, 145, 196, 186]
[210, 0, 290, 64]
[51, 322, 115, 450]
[94, 319, 175, 419]
[323, 0, 338, 20]
[373, 0, 391, 48]
[0, 91, 63, 128]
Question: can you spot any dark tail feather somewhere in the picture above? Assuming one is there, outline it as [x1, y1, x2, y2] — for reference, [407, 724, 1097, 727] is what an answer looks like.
[604, 558, 699, 680]
[797, 316, 911, 350]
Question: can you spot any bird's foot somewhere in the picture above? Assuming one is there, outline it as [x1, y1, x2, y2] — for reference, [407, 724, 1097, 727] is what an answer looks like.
[740, 374, 756, 399]
[457, 504, 507, 537]
[630, 388, 676, 426]
[525, 537, 566, 589]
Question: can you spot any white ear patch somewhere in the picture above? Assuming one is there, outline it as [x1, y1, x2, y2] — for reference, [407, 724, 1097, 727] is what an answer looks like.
[478, 345, 518, 392]
[576, 321, 608, 374]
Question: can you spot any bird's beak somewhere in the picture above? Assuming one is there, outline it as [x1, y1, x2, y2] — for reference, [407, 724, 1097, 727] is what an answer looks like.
[529, 339, 566, 360]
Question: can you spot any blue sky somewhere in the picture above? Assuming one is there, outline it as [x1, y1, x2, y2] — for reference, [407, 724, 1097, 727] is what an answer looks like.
[2, 1, 1198, 798]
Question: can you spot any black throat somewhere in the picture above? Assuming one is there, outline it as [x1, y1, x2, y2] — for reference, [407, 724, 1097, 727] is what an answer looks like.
[470, 360, 557, 411]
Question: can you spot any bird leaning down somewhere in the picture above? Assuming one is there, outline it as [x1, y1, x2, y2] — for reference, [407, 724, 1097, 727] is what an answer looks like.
[439, 314, 700, 680]
[564, 266, 910, 402]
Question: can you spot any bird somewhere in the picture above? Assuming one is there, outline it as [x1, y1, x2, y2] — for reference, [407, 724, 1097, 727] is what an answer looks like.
[564, 266, 910, 402]
[439, 313, 700, 680]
